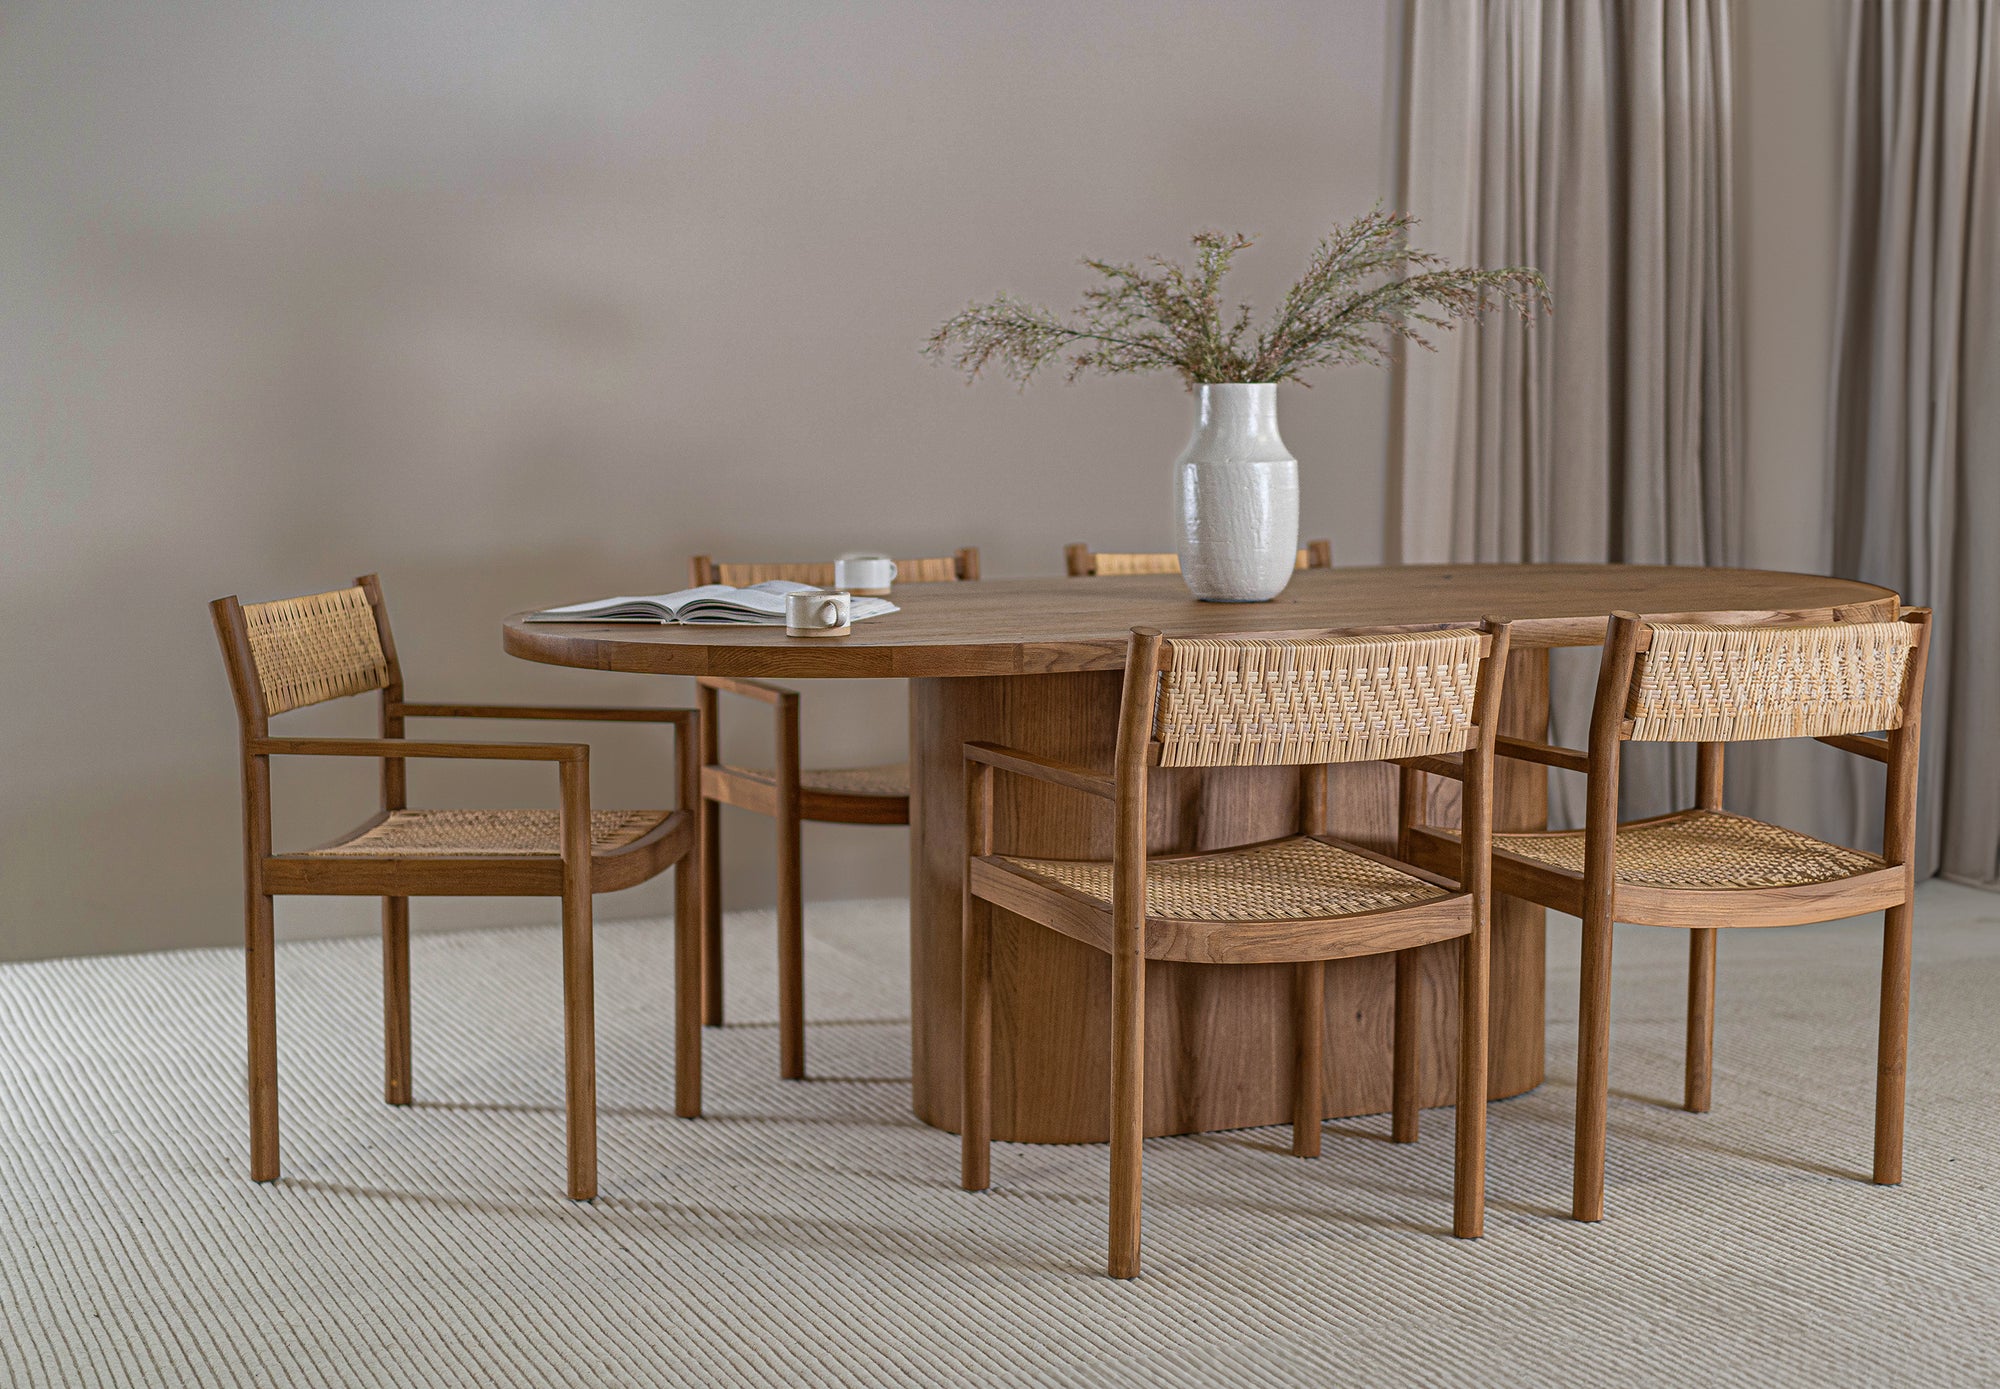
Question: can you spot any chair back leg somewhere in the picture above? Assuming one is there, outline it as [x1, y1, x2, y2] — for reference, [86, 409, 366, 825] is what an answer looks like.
[1685, 928, 1716, 1112]
[1572, 912, 1614, 1222]
[1454, 926, 1490, 1238]
[961, 895, 993, 1191]
[700, 798, 724, 1025]
[1108, 948, 1145, 1279]
[248, 891, 280, 1182]
[1874, 898, 1915, 1184]
[675, 852, 704, 1119]
[1291, 960, 1324, 1158]
[382, 897, 412, 1105]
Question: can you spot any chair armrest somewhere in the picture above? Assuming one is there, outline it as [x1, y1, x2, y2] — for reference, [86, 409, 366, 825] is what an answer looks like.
[395, 702, 695, 724]
[1494, 736, 1591, 774]
[963, 741, 1114, 799]
[251, 736, 585, 763]
[1390, 753, 1465, 782]
[696, 676, 796, 706]
[1816, 732, 1891, 763]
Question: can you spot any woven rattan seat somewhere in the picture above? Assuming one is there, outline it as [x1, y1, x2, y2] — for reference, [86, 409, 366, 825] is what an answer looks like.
[719, 762, 910, 798]
[997, 836, 1452, 922]
[304, 808, 671, 858]
[1483, 810, 1885, 889]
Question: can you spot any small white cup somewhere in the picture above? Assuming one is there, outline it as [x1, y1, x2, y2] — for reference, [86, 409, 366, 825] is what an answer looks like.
[785, 588, 852, 638]
[834, 555, 897, 596]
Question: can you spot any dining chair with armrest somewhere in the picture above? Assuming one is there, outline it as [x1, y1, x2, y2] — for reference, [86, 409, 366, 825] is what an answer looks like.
[960, 619, 1512, 1277]
[1403, 607, 1933, 1222]
[689, 547, 979, 1079]
[211, 574, 704, 1202]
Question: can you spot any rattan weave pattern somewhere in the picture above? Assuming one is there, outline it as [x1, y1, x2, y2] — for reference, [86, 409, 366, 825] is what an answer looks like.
[303, 808, 668, 857]
[1492, 810, 1886, 888]
[1092, 552, 1184, 576]
[1087, 550, 1317, 576]
[996, 836, 1452, 922]
[1626, 621, 1916, 743]
[1154, 631, 1484, 768]
[720, 763, 910, 797]
[241, 586, 389, 715]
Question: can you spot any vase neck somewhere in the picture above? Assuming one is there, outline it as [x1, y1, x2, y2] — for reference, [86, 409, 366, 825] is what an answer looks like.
[1192, 384, 1272, 438]
[1195, 383, 1280, 444]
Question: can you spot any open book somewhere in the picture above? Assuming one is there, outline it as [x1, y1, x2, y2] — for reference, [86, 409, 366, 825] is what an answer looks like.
[525, 580, 898, 625]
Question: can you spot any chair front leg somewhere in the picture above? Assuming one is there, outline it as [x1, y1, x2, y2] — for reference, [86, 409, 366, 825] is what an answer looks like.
[382, 897, 412, 1105]
[1291, 960, 1324, 1158]
[1392, 948, 1421, 1143]
[1108, 945, 1145, 1279]
[1454, 922, 1490, 1238]
[775, 693, 805, 1080]
[1685, 928, 1716, 1113]
[558, 758, 598, 1201]
[963, 759, 995, 1191]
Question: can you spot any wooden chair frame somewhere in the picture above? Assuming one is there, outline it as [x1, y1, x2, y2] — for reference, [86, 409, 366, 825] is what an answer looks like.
[1064, 539, 1334, 576]
[961, 619, 1512, 1277]
[1405, 607, 1934, 1222]
[690, 547, 978, 1078]
[211, 574, 703, 1202]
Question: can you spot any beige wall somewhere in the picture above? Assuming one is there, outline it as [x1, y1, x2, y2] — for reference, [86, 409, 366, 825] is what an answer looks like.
[1, 1, 1398, 960]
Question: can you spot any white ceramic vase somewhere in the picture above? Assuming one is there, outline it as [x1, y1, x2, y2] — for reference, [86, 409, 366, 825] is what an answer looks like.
[1173, 382, 1300, 602]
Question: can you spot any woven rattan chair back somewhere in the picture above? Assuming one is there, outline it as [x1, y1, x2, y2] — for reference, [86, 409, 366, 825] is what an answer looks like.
[689, 547, 979, 588]
[1066, 540, 1333, 577]
[1147, 629, 1489, 769]
[1622, 620, 1919, 743]
[235, 584, 395, 717]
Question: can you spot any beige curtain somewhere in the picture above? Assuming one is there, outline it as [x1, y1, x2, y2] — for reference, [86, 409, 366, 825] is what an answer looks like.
[1828, 0, 2000, 885]
[1393, 0, 1742, 826]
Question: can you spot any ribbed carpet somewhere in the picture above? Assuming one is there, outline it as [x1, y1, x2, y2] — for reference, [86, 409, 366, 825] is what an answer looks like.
[3, 885, 1997, 1387]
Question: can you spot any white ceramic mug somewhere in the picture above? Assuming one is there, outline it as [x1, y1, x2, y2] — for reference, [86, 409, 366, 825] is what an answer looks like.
[785, 588, 852, 638]
[834, 555, 897, 596]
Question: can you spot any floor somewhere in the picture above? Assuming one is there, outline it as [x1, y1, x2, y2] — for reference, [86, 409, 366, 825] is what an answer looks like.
[3, 884, 1997, 1387]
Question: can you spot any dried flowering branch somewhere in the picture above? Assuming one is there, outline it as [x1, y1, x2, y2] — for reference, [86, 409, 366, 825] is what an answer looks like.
[925, 208, 1550, 389]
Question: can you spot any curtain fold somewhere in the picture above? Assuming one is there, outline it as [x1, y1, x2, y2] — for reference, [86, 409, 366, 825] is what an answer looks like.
[1828, 0, 2000, 884]
[1395, 0, 1741, 827]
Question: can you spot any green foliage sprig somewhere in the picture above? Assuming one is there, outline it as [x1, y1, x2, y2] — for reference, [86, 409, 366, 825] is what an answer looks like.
[925, 208, 1550, 389]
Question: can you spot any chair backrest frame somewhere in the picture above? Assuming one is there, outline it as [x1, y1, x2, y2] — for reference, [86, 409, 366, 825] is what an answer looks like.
[1106, 619, 1513, 940]
[1583, 607, 1934, 874]
[688, 547, 980, 588]
[211, 574, 411, 827]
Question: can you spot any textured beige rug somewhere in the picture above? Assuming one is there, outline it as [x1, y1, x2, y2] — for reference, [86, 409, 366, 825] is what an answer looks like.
[3, 884, 1997, 1387]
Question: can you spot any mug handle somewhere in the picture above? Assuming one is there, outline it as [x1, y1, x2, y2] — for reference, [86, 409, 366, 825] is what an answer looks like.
[818, 599, 844, 627]
[884, 560, 898, 581]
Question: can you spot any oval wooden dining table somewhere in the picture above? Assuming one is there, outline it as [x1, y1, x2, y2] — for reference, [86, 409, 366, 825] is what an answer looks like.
[505, 564, 1897, 1144]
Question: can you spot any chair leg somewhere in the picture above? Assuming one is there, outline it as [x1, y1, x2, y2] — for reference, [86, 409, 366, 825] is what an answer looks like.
[1573, 909, 1615, 1222]
[1392, 948, 1421, 1144]
[1108, 950, 1145, 1279]
[961, 895, 992, 1191]
[674, 854, 703, 1119]
[382, 897, 412, 1106]
[777, 803, 805, 1080]
[1291, 960, 1324, 1158]
[1685, 928, 1716, 1113]
[1455, 927, 1490, 1238]
[1874, 898, 1914, 1184]
[700, 797, 723, 1026]
[560, 884, 598, 1202]
[247, 892, 279, 1183]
